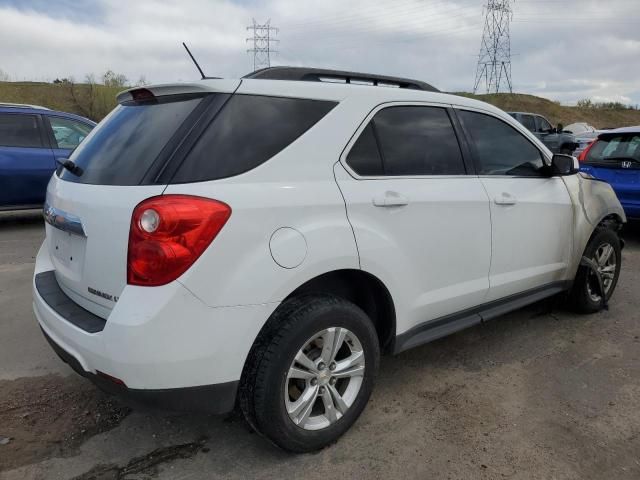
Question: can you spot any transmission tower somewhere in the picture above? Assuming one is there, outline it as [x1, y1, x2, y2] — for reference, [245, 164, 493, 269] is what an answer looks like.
[246, 19, 279, 71]
[473, 0, 513, 94]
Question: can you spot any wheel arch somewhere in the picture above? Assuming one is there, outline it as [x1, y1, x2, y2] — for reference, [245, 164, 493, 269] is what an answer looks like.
[281, 269, 397, 354]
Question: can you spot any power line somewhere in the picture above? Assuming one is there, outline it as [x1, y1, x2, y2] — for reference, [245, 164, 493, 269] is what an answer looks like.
[474, 0, 514, 94]
[246, 19, 279, 71]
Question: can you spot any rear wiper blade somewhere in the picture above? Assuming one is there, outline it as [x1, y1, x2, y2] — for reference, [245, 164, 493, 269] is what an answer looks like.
[56, 158, 83, 176]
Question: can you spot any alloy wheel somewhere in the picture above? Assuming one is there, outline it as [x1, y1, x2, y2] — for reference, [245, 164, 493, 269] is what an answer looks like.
[285, 327, 365, 431]
[586, 242, 617, 303]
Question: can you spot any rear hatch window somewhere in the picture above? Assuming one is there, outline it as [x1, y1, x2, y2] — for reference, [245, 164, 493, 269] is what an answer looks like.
[585, 133, 640, 170]
[60, 94, 208, 185]
[60, 93, 336, 186]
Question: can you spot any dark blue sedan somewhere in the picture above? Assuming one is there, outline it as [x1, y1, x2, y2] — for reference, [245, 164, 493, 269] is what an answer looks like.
[579, 126, 640, 220]
[0, 103, 95, 210]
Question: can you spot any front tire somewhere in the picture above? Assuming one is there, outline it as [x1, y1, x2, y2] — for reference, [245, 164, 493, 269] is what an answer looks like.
[239, 295, 380, 452]
[569, 227, 622, 313]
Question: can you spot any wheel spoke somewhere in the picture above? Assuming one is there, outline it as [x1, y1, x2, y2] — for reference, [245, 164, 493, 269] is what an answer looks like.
[598, 245, 613, 266]
[333, 363, 365, 379]
[328, 384, 349, 414]
[319, 328, 336, 364]
[294, 351, 319, 374]
[321, 388, 338, 423]
[288, 366, 316, 381]
[321, 327, 348, 365]
[288, 384, 319, 425]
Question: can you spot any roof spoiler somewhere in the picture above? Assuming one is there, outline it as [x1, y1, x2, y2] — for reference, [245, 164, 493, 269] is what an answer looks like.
[115, 81, 239, 104]
[243, 66, 439, 92]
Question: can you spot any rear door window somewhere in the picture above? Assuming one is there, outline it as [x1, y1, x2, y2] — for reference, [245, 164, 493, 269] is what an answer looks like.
[61, 95, 205, 185]
[48, 117, 93, 150]
[351, 105, 465, 176]
[170, 95, 336, 183]
[520, 115, 536, 132]
[0, 114, 43, 148]
[535, 116, 553, 133]
[458, 110, 544, 176]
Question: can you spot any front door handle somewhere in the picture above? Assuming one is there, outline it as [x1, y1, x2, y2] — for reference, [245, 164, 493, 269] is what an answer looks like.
[494, 192, 517, 206]
[373, 191, 409, 207]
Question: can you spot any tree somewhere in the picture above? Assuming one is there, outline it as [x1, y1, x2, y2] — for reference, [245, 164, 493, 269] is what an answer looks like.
[135, 75, 149, 86]
[0, 69, 10, 82]
[102, 70, 128, 88]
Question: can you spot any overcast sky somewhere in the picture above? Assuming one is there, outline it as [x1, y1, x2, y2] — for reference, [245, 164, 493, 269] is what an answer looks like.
[1, 0, 639, 105]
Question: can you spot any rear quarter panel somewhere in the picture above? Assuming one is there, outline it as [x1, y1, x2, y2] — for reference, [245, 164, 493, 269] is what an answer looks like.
[165, 98, 368, 308]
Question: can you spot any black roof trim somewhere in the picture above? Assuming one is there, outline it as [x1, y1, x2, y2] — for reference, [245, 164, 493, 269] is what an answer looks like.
[243, 66, 439, 92]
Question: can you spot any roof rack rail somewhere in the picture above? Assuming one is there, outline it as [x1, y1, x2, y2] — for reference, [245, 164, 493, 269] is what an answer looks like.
[243, 66, 439, 92]
[0, 102, 50, 110]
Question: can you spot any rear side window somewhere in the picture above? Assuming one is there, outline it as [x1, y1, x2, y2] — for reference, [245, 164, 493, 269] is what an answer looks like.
[458, 110, 544, 176]
[347, 106, 465, 176]
[0, 114, 42, 148]
[171, 95, 336, 183]
[61, 95, 204, 185]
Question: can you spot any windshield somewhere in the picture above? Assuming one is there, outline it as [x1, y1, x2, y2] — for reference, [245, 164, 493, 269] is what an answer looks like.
[60, 95, 204, 185]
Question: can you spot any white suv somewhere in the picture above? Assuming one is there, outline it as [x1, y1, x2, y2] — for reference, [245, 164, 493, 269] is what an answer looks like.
[33, 67, 625, 452]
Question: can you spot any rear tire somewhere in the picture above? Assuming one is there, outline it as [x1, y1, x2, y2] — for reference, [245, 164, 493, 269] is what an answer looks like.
[569, 227, 622, 313]
[239, 294, 379, 452]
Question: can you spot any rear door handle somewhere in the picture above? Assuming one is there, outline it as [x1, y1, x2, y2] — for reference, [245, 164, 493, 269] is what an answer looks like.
[373, 191, 409, 207]
[494, 192, 517, 206]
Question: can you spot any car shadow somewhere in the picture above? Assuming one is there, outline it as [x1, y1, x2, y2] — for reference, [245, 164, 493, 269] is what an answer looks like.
[0, 209, 43, 228]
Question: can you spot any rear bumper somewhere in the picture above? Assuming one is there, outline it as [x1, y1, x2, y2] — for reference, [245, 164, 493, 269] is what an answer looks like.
[41, 327, 238, 414]
[33, 242, 278, 412]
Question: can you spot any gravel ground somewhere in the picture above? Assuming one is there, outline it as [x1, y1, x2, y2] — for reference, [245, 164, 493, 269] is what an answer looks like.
[0, 211, 638, 480]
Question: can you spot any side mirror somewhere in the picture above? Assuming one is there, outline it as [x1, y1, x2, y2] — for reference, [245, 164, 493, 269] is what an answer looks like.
[551, 154, 578, 176]
[557, 123, 564, 133]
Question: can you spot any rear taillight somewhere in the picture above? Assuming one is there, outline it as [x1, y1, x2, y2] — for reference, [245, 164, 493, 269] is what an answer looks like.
[578, 139, 597, 162]
[127, 195, 231, 286]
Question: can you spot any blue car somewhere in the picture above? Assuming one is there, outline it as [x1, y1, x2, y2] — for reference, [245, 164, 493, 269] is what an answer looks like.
[0, 103, 95, 210]
[579, 126, 640, 220]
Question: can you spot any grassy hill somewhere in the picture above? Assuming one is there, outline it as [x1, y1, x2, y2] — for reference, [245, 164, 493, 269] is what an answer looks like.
[456, 92, 640, 130]
[2, 81, 639, 129]
[0, 81, 121, 121]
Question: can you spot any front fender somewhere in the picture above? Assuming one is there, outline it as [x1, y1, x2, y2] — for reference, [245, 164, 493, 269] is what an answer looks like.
[563, 173, 626, 279]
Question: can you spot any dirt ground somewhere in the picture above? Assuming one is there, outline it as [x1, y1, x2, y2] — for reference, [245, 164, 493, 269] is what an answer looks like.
[0, 211, 639, 480]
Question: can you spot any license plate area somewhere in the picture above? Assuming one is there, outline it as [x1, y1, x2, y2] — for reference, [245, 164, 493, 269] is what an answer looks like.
[48, 225, 87, 281]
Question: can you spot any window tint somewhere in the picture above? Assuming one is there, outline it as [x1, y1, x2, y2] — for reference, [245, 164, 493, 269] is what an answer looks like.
[346, 123, 384, 175]
[520, 115, 536, 132]
[370, 106, 465, 176]
[61, 95, 203, 185]
[49, 117, 93, 149]
[458, 110, 544, 176]
[587, 135, 640, 163]
[536, 116, 552, 132]
[0, 114, 42, 148]
[172, 95, 336, 183]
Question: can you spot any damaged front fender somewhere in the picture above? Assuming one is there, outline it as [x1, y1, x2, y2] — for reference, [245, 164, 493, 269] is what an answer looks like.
[563, 173, 626, 280]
